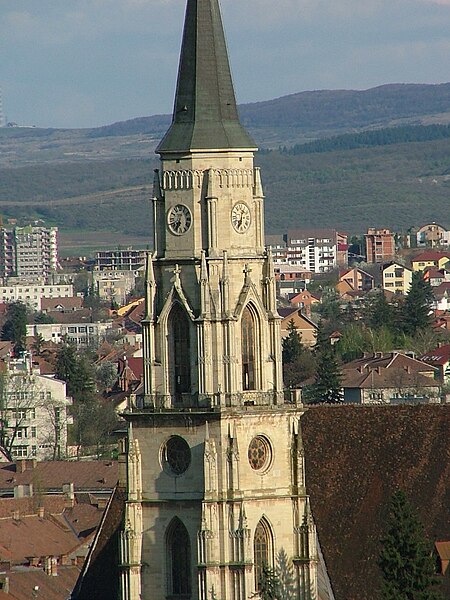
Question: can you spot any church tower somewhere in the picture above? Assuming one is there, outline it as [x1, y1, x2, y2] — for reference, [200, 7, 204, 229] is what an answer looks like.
[120, 1, 317, 599]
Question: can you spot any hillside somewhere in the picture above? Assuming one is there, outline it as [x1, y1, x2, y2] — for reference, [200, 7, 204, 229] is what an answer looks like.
[1, 82, 450, 250]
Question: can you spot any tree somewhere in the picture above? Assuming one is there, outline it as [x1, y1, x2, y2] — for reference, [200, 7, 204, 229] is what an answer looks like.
[1, 301, 28, 356]
[56, 342, 95, 400]
[367, 291, 395, 331]
[257, 565, 280, 600]
[282, 320, 316, 388]
[379, 490, 441, 600]
[401, 272, 434, 336]
[311, 321, 343, 404]
[282, 320, 303, 365]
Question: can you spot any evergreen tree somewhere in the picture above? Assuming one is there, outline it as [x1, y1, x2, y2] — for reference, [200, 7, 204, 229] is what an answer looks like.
[282, 319, 303, 364]
[282, 319, 316, 388]
[367, 291, 395, 330]
[56, 342, 95, 400]
[1, 301, 28, 356]
[379, 490, 441, 600]
[311, 322, 343, 404]
[258, 565, 280, 600]
[401, 272, 434, 336]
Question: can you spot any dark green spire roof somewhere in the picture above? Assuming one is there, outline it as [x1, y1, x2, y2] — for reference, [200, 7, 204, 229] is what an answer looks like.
[156, 0, 255, 154]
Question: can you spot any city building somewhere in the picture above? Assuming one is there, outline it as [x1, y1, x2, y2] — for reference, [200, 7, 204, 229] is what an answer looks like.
[0, 225, 58, 280]
[27, 321, 113, 348]
[0, 283, 73, 311]
[94, 248, 146, 271]
[0, 354, 72, 460]
[382, 261, 413, 295]
[91, 269, 137, 305]
[365, 228, 395, 263]
[285, 228, 347, 273]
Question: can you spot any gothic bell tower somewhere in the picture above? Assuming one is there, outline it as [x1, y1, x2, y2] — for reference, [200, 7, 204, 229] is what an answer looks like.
[120, 2, 318, 599]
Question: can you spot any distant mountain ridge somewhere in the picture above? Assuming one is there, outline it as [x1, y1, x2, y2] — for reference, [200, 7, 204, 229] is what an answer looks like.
[85, 82, 450, 141]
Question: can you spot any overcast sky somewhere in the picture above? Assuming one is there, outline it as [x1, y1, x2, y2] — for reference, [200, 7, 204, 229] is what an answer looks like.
[1, 0, 450, 128]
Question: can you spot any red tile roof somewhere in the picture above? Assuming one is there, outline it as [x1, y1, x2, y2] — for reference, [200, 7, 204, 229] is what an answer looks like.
[413, 250, 450, 262]
[301, 405, 450, 600]
[0, 461, 118, 496]
[420, 344, 450, 366]
[0, 565, 81, 600]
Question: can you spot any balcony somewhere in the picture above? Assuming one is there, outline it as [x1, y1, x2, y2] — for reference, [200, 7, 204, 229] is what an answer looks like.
[127, 389, 301, 412]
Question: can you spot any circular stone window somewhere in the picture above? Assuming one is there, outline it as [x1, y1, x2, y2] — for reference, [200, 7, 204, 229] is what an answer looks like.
[162, 436, 191, 476]
[248, 435, 272, 472]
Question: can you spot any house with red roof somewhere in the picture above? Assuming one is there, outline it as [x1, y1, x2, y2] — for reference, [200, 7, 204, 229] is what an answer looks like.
[420, 344, 450, 384]
[412, 250, 450, 272]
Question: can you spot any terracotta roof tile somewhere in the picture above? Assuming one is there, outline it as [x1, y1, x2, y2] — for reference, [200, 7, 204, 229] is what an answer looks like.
[301, 405, 450, 600]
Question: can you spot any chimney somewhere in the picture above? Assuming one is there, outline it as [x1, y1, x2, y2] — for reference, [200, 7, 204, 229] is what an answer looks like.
[0, 576, 9, 594]
[62, 482, 75, 507]
[44, 556, 58, 576]
[37, 506, 44, 518]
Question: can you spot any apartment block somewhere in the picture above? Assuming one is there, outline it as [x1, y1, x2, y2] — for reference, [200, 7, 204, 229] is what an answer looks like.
[0, 283, 73, 311]
[284, 229, 348, 273]
[365, 228, 395, 264]
[94, 248, 146, 271]
[0, 225, 58, 280]
[1, 353, 72, 460]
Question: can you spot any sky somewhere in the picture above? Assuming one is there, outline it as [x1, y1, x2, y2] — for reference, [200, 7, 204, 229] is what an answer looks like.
[1, 0, 450, 129]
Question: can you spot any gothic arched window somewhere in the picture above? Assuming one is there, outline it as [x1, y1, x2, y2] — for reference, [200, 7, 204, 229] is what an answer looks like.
[166, 518, 191, 598]
[241, 306, 256, 390]
[169, 304, 191, 401]
[254, 518, 273, 588]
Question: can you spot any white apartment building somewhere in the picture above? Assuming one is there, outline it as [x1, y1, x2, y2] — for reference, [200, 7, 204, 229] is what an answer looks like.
[27, 321, 113, 348]
[284, 229, 348, 273]
[92, 270, 138, 305]
[0, 354, 72, 460]
[0, 283, 73, 311]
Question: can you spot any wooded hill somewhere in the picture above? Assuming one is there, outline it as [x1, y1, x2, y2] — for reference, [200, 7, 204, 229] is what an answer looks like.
[1, 82, 450, 248]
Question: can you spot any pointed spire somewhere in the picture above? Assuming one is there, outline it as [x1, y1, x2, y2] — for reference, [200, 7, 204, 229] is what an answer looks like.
[200, 250, 209, 283]
[253, 167, 264, 198]
[152, 169, 162, 200]
[144, 252, 155, 320]
[157, 0, 255, 153]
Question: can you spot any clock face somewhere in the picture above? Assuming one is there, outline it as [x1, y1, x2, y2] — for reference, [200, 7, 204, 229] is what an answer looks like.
[231, 202, 251, 233]
[167, 204, 192, 235]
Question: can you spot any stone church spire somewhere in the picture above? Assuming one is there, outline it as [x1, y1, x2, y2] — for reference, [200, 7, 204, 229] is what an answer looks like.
[157, 0, 255, 153]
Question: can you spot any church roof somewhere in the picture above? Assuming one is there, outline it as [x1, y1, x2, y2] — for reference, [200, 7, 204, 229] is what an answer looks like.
[156, 0, 255, 153]
[301, 405, 450, 600]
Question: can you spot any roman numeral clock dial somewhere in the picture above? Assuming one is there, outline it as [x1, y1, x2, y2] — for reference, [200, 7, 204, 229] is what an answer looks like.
[167, 204, 192, 235]
[231, 202, 251, 233]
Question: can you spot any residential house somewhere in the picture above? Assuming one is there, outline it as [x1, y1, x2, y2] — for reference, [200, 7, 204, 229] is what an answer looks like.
[340, 352, 440, 404]
[432, 282, 450, 312]
[365, 228, 395, 263]
[288, 289, 320, 317]
[423, 267, 450, 287]
[416, 222, 448, 247]
[0, 353, 72, 460]
[420, 344, 450, 384]
[382, 261, 413, 295]
[278, 307, 318, 346]
[411, 250, 450, 272]
[338, 266, 374, 292]
[41, 296, 83, 314]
